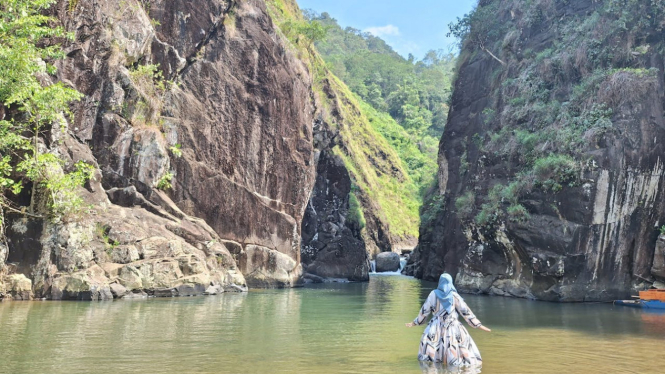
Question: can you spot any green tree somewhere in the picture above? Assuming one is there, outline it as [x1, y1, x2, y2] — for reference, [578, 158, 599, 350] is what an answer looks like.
[0, 0, 92, 234]
[299, 20, 328, 46]
[447, 2, 506, 65]
[281, 19, 329, 47]
[303, 9, 455, 198]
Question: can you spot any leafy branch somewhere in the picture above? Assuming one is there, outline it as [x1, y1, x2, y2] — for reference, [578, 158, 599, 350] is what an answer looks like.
[447, 4, 507, 66]
[0, 0, 93, 228]
[281, 19, 329, 48]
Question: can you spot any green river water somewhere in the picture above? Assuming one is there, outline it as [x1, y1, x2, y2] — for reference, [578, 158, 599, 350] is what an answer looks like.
[1, 275, 664, 374]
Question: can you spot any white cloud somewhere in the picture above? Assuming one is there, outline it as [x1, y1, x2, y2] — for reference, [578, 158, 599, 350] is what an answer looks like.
[393, 40, 422, 58]
[363, 24, 400, 38]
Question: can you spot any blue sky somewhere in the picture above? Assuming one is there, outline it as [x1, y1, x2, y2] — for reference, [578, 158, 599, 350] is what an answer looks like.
[297, 0, 478, 59]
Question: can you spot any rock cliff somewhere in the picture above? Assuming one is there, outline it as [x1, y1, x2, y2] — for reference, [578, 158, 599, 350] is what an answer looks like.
[1, 0, 319, 298]
[61, 0, 318, 290]
[267, 0, 424, 282]
[1, 0, 409, 298]
[298, 74, 412, 281]
[300, 144, 368, 282]
[408, 0, 665, 301]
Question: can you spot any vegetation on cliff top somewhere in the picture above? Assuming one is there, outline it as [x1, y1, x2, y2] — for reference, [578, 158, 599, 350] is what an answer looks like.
[306, 11, 455, 195]
[0, 0, 93, 239]
[266, 0, 422, 239]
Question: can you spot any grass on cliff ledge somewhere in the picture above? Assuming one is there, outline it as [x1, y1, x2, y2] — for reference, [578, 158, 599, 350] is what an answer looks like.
[265, 0, 420, 239]
[330, 75, 420, 238]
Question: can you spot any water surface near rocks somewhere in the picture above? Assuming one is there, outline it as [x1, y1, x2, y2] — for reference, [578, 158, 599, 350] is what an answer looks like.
[1, 276, 664, 374]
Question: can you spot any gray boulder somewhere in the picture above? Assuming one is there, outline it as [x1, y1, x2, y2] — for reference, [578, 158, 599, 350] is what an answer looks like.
[50, 265, 113, 301]
[154, 288, 177, 297]
[123, 291, 148, 299]
[109, 283, 128, 299]
[4, 274, 33, 300]
[375, 252, 400, 272]
[652, 235, 665, 280]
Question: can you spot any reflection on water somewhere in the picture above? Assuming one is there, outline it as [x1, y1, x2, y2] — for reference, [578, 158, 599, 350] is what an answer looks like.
[640, 311, 665, 335]
[419, 361, 482, 374]
[0, 276, 664, 373]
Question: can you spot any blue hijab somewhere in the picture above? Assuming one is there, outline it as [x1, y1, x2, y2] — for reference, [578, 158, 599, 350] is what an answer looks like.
[433, 273, 457, 313]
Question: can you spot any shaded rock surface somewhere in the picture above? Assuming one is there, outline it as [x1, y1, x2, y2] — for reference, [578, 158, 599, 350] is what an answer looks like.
[408, 0, 665, 301]
[652, 236, 665, 281]
[301, 146, 369, 281]
[296, 54, 417, 278]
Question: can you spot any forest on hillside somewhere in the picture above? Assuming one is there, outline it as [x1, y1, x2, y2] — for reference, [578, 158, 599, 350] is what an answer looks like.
[305, 11, 456, 197]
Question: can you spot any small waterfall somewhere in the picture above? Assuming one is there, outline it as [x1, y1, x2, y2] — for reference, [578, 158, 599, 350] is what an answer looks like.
[116, 130, 133, 175]
[370, 256, 407, 276]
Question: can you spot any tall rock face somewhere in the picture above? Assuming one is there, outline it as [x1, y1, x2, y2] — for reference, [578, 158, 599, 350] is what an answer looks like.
[265, 0, 412, 281]
[151, 0, 316, 288]
[0, 0, 414, 297]
[409, 0, 665, 301]
[0, 0, 320, 299]
[300, 123, 369, 282]
[59, 0, 315, 288]
[296, 71, 415, 280]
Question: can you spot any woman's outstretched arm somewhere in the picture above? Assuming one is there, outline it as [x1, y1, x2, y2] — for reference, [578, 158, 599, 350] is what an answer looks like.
[455, 294, 491, 332]
[406, 291, 435, 327]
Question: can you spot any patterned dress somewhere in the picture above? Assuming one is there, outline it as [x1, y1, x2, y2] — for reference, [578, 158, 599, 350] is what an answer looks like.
[413, 290, 483, 366]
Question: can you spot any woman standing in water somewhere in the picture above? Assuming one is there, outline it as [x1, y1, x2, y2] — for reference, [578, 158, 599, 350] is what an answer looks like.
[406, 273, 490, 367]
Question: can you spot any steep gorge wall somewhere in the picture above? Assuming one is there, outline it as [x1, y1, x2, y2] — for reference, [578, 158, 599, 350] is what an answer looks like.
[409, 0, 665, 301]
[0, 0, 425, 299]
[299, 75, 411, 281]
[1, 0, 401, 298]
[0, 0, 321, 300]
[266, 0, 422, 282]
[298, 74, 414, 281]
[59, 0, 317, 288]
[300, 128, 368, 282]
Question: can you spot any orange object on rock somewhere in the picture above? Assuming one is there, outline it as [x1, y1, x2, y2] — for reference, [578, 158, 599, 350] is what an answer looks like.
[639, 289, 665, 301]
